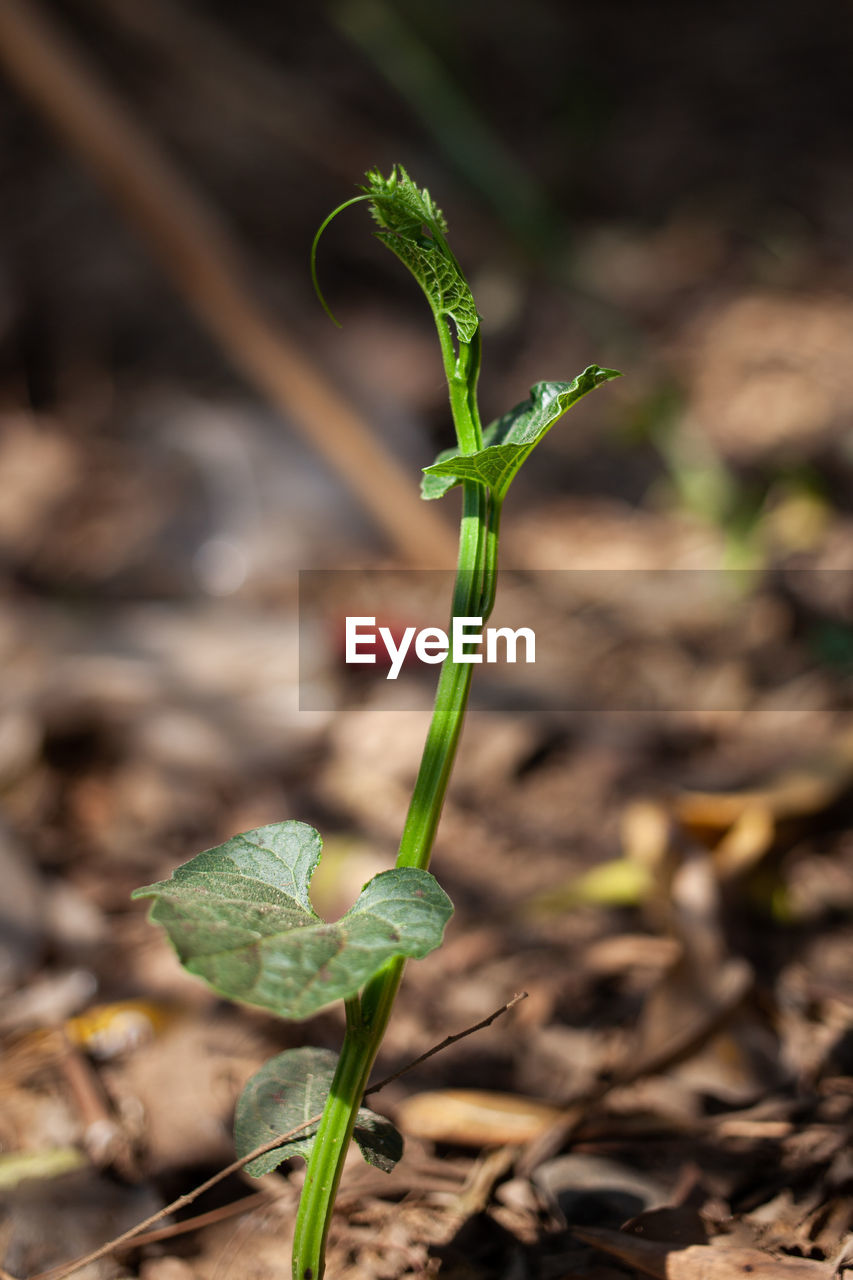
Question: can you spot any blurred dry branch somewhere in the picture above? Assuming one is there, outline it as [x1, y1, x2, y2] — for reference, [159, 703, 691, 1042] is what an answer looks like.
[80, 0, 378, 180]
[0, 0, 456, 567]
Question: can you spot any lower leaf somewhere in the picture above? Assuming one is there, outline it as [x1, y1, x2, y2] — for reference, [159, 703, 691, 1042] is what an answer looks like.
[234, 1046, 403, 1177]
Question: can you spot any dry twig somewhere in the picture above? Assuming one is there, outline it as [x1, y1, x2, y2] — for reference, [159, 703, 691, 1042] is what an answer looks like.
[109, 1191, 272, 1252]
[27, 1116, 322, 1280]
[0, 0, 456, 566]
[364, 991, 527, 1097]
[15, 993, 525, 1280]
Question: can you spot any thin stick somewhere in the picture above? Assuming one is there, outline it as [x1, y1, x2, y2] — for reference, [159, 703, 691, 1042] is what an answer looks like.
[364, 991, 527, 1096]
[21, 993, 527, 1280]
[0, 0, 456, 567]
[27, 1115, 323, 1280]
[110, 1190, 272, 1251]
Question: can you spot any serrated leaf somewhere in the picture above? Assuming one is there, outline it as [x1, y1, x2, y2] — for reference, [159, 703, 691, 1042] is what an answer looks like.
[365, 164, 449, 239]
[234, 1047, 404, 1176]
[132, 821, 453, 1020]
[422, 366, 622, 501]
[375, 229, 479, 345]
[365, 165, 479, 345]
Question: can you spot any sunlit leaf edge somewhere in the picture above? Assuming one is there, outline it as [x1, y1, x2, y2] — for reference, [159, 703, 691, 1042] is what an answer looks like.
[422, 365, 621, 500]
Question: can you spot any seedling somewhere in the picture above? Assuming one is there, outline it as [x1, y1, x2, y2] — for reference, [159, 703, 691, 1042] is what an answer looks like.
[134, 167, 619, 1279]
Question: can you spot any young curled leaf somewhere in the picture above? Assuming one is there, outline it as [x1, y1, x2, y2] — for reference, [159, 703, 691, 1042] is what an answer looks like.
[364, 165, 480, 346]
[311, 165, 479, 348]
[422, 366, 622, 501]
[234, 1047, 403, 1176]
[364, 164, 449, 240]
[132, 821, 453, 1020]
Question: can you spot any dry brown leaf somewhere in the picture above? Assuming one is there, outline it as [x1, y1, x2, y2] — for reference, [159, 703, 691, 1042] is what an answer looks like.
[712, 806, 776, 880]
[621, 1205, 710, 1246]
[620, 800, 673, 872]
[676, 728, 853, 835]
[574, 1226, 833, 1278]
[583, 934, 681, 978]
[396, 1089, 561, 1147]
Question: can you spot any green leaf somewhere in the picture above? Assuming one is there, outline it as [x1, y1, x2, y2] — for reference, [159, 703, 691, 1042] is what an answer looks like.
[420, 443, 461, 501]
[422, 366, 622, 501]
[234, 1047, 404, 1176]
[365, 165, 479, 345]
[132, 821, 453, 1020]
[365, 164, 449, 240]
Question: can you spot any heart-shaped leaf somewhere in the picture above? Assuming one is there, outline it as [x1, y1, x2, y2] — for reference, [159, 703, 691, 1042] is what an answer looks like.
[234, 1047, 403, 1176]
[422, 366, 621, 501]
[132, 821, 453, 1020]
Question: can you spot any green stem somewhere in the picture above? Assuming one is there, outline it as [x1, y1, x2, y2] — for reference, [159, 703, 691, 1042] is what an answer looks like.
[393, 482, 488, 871]
[292, 295, 492, 1278]
[436, 320, 482, 454]
[290, 1007, 374, 1280]
[292, 418, 493, 1278]
[477, 494, 502, 620]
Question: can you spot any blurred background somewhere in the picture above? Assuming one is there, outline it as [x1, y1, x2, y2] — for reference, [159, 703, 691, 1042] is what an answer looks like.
[2, 3, 853, 1277]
